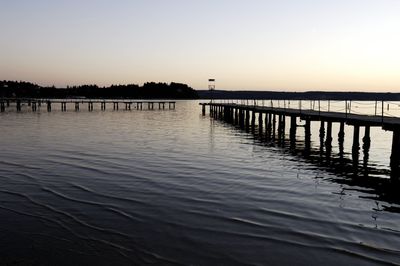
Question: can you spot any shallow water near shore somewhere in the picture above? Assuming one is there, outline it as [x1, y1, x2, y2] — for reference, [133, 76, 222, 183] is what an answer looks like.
[0, 100, 400, 265]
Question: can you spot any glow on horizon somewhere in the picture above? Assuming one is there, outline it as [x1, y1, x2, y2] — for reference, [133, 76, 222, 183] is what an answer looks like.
[1, 0, 400, 91]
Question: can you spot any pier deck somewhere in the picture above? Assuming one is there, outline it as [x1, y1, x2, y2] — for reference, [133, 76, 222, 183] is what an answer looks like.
[0, 98, 176, 112]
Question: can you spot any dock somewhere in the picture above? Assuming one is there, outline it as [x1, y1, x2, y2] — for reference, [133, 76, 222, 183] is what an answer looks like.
[0, 98, 176, 112]
[201, 101, 400, 180]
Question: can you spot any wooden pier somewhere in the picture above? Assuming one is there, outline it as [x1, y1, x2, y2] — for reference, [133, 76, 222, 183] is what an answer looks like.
[201, 102, 400, 180]
[0, 98, 176, 112]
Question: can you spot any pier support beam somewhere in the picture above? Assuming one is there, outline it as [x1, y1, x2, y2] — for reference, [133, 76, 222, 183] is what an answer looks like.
[352, 125, 360, 168]
[75, 102, 80, 111]
[305, 119, 311, 155]
[47, 101, 51, 112]
[319, 121, 325, 156]
[266, 113, 272, 139]
[363, 126, 371, 173]
[16, 100, 21, 111]
[235, 108, 239, 125]
[0, 102, 5, 112]
[251, 110, 256, 130]
[290, 116, 297, 148]
[325, 121, 333, 160]
[202, 105, 206, 116]
[338, 122, 345, 160]
[245, 110, 250, 129]
[390, 130, 400, 180]
[258, 113, 263, 135]
[272, 114, 276, 140]
[277, 115, 283, 143]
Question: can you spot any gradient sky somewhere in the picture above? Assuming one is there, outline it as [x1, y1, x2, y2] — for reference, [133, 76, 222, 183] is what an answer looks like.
[1, 0, 400, 91]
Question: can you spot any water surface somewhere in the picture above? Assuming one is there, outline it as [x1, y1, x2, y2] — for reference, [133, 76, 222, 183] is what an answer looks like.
[0, 101, 400, 265]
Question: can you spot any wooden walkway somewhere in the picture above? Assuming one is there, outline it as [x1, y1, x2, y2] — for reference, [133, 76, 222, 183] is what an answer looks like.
[202, 103, 400, 129]
[0, 98, 176, 112]
[201, 102, 400, 179]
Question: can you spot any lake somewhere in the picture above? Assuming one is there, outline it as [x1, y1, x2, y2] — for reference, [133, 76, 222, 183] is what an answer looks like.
[0, 100, 399, 265]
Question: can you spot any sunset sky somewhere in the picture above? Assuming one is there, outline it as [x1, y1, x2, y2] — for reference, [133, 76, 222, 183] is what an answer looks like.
[1, 0, 400, 91]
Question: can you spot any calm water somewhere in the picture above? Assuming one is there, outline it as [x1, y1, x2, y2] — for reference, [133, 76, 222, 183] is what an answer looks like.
[1, 101, 400, 265]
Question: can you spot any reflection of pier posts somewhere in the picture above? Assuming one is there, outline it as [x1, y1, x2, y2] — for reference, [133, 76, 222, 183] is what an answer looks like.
[267, 113, 272, 139]
[362, 126, 371, 174]
[290, 116, 297, 148]
[277, 115, 285, 144]
[319, 120, 325, 156]
[338, 122, 345, 160]
[325, 121, 333, 161]
[235, 108, 239, 125]
[245, 109, 250, 129]
[305, 119, 311, 155]
[251, 110, 256, 131]
[272, 114, 276, 140]
[16, 100, 21, 111]
[282, 115, 286, 144]
[75, 102, 80, 111]
[390, 130, 400, 180]
[258, 112, 263, 135]
[239, 109, 244, 128]
[352, 125, 360, 168]
[32, 102, 37, 112]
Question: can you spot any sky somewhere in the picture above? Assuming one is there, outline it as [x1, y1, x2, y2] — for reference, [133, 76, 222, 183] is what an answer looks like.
[1, 0, 400, 91]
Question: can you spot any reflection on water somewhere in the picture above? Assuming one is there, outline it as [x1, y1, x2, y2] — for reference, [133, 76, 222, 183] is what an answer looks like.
[0, 101, 400, 265]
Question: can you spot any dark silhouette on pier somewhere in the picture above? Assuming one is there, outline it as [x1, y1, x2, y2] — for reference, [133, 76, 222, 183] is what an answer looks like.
[0, 80, 198, 99]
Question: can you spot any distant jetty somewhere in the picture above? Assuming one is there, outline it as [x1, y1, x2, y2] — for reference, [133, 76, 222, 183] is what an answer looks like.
[0, 81, 199, 99]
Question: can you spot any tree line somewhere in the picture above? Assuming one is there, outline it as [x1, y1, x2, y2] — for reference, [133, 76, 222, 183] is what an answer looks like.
[0, 81, 199, 99]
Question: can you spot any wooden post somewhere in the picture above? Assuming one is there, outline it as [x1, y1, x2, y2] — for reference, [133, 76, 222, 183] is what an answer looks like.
[290, 116, 297, 148]
[75, 102, 80, 111]
[202, 104, 206, 116]
[338, 122, 345, 160]
[305, 119, 311, 155]
[390, 129, 400, 180]
[352, 125, 360, 167]
[325, 121, 332, 160]
[245, 109, 250, 129]
[319, 120, 325, 155]
[251, 110, 256, 129]
[266, 113, 271, 139]
[277, 114, 282, 141]
[258, 112, 263, 135]
[363, 126, 371, 171]
[16, 100, 21, 111]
